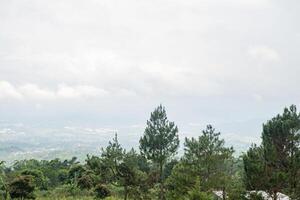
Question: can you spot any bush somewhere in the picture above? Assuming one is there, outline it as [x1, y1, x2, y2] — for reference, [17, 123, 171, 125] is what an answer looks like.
[9, 175, 35, 199]
[21, 169, 48, 190]
[249, 192, 264, 200]
[77, 175, 94, 189]
[94, 184, 111, 199]
[187, 188, 213, 200]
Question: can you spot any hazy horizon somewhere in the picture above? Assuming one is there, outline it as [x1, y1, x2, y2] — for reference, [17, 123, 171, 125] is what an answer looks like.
[1, 0, 300, 162]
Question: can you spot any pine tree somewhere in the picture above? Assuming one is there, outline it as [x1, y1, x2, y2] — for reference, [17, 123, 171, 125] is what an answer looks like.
[139, 105, 179, 200]
[184, 125, 234, 193]
[262, 105, 300, 199]
[243, 105, 300, 199]
[243, 144, 266, 191]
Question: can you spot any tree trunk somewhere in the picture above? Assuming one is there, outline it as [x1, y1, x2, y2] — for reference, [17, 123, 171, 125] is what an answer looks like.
[290, 135, 297, 194]
[273, 192, 277, 200]
[159, 162, 164, 200]
[124, 185, 128, 200]
[222, 187, 226, 200]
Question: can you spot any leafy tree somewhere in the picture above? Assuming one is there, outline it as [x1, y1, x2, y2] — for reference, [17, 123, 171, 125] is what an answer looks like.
[11, 158, 80, 188]
[140, 105, 179, 200]
[21, 169, 48, 190]
[12, 160, 41, 171]
[184, 125, 234, 192]
[9, 175, 35, 199]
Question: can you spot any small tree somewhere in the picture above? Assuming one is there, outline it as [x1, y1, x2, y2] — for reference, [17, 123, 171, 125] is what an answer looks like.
[9, 175, 35, 199]
[165, 162, 196, 200]
[101, 135, 143, 200]
[184, 125, 234, 192]
[101, 134, 125, 182]
[139, 105, 179, 200]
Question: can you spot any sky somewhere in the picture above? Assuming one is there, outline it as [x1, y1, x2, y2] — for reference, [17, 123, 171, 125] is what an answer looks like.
[0, 0, 300, 157]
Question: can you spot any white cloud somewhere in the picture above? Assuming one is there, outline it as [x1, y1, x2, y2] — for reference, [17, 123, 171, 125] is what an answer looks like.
[248, 46, 280, 62]
[57, 84, 108, 99]
[19, 84, 56, 100]
[0, 81, 109, 101]
[0, 0, 294, 100]
[0, 81, 23, 100]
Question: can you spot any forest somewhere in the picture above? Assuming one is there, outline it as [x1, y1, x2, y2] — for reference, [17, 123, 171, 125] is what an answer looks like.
[0, 105, 300, 200]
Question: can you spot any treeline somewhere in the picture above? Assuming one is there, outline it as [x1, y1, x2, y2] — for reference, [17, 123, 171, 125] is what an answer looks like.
[0, 105, 300, 200]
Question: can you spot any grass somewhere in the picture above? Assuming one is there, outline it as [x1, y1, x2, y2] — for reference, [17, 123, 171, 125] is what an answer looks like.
[37, 197, 94, 200]
[37, 197, 122, 200]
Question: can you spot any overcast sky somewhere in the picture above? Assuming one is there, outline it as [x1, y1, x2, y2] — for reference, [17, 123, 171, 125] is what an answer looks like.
[0, 0, 300, 152]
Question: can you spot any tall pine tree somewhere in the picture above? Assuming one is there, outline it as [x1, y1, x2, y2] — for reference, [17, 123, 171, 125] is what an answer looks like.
[139, 105, 179, 200]
[262, 105, 300, 199]
[243, 105, 300, 199]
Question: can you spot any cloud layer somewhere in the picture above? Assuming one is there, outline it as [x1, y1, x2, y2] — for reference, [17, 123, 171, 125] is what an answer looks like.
[0, 0, 300, 153]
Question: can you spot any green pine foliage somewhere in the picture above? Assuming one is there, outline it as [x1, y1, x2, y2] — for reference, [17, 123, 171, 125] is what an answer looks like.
[139, 105, 179, 200]
[243, 105, 300, 199]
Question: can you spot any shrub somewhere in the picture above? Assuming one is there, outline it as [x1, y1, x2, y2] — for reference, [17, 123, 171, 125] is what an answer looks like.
[187, 188, 213, 200]
[249, 192, 264, 200]
[77, 175, 94, 189]
[94, 184, 111, 199]
[21, 169, 48, 190]
[9, 175, 35, 199]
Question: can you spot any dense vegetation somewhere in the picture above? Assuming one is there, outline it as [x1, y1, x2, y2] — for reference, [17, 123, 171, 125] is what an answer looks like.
[1, 105, 300, 200]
